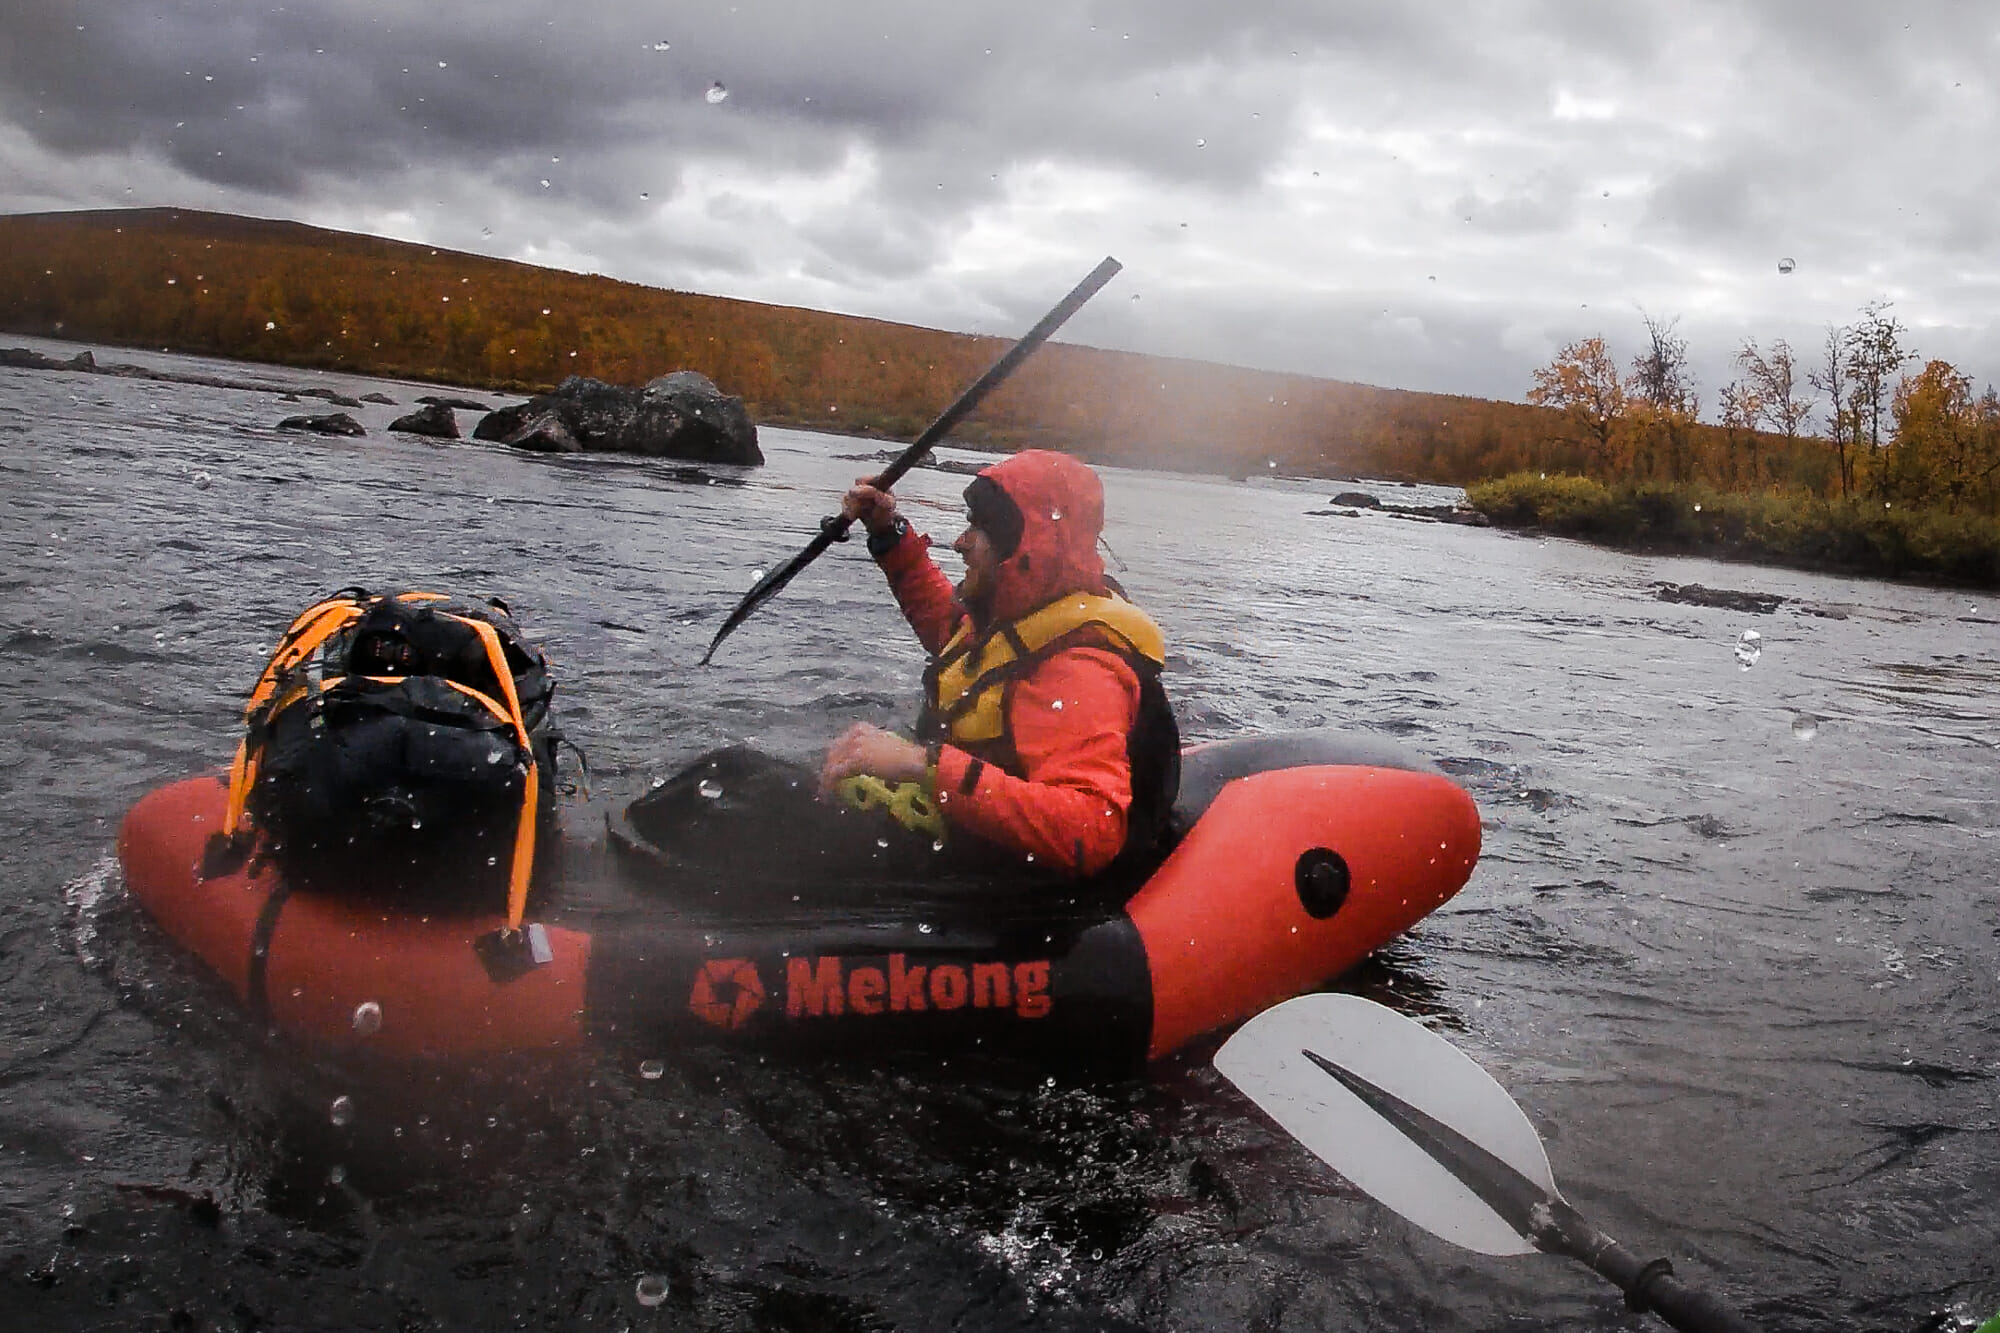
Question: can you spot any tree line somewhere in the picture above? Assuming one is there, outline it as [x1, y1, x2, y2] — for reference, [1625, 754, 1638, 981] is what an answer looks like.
[1527, 306, 2000, 518]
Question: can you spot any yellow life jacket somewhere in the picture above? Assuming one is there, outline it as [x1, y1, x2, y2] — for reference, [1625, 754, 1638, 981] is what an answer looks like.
[924, 590, 1167, 751]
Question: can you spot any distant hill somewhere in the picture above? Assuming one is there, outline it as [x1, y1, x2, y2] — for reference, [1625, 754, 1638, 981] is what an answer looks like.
[0, 207, 1562, 482]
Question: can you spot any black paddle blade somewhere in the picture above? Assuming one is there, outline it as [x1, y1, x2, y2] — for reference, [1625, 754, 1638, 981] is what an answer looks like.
[699, 525, 843, 665]
[1300, 1046, 1558, 1248]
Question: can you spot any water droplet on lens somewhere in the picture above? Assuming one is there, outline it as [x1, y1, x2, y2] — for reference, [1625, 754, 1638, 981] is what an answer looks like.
[1791, 714, 1818, 741]
[539, 178, 550, 188]
[705, 82, 729, 104]
[1051, 699, 1063, 710]
[876, 837, 890, 849]
[931, 839, 945, 852]
[750, 568, 766, 581]
[1194, 137, 1206, 148]
[639, 1059, 665, 1080]
[697, 779, 723, 799]
[1733, 629, 1762, 670]
[917, 922, 934, 934]
[653, 41, 672, 51]
[352, 1000, 383, 1036]
[329, 1164, 346, 1184]
[1777, 257, 1796, 274]
[410, 816, 423, 830]
[636, 1274, 669, 1307]
[330, 1095, 355, 1127]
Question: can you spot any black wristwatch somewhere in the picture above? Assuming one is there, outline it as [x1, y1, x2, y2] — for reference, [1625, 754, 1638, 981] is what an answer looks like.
[866, 515, 910, 557]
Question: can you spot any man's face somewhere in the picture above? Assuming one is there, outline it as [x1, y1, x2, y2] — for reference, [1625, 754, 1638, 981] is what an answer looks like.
[953, 522, 1002, 608]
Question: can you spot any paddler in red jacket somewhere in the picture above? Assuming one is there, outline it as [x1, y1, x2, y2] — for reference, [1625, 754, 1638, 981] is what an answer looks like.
[820, 450, 1179, 881]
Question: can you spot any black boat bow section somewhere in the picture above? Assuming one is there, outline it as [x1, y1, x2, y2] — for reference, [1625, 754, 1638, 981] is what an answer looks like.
[1170, 729, 1441, 835]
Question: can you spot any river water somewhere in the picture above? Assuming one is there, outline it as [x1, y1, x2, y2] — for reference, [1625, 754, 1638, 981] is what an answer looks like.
[2, 337, 1995, 1331]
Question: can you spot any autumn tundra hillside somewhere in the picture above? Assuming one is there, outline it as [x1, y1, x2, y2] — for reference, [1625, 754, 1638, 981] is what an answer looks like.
[2, 207, 1576, 484]
[11, 208, 1995, 584]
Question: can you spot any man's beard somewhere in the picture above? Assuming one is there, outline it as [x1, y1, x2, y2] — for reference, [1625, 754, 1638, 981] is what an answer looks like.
[954, 578, 995, 627]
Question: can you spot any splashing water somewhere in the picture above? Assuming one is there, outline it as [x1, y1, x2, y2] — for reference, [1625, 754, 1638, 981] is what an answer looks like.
[61, 855, 122, 970]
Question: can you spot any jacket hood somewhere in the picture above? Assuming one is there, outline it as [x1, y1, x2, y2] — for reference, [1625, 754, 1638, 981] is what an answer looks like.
[972, 450, 1108, 624]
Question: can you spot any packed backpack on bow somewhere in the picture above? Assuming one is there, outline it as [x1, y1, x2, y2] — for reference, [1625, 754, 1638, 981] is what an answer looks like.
[219, 588, 557, 907]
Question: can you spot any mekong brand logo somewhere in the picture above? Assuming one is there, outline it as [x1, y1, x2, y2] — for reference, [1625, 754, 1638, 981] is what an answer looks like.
[686, 957, 765, 1030]
[685, 953, 1054, 1029]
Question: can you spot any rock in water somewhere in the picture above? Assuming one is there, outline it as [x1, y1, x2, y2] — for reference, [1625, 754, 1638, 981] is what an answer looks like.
[1330, 491, 1381, 508]
[417, 394, 492, 412]
[276, 412, 365, 437]
[389, 402, 461, 439]
[470, 372, 761, 464]
[642, 371, 760, 458]
[1652, 583, 1786, 614]
[502, 409, 583, 453]
[359, 392, 398, 405]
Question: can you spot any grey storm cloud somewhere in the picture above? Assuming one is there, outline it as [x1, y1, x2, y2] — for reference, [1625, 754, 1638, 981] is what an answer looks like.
[3, 0, 1998, 409]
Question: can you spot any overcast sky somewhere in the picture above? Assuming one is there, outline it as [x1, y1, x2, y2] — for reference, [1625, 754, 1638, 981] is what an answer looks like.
[4, 1, 1997, 415]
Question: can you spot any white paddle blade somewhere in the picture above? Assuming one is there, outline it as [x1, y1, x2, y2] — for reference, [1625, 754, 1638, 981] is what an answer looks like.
[1214, 993, 1557, 1257]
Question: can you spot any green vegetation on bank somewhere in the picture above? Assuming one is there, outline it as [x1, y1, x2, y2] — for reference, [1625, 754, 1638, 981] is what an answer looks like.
[1467, 472, 2000, 587]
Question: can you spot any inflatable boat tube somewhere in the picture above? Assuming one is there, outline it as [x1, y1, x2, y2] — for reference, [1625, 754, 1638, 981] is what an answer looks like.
[116, 730, 1480, 1068]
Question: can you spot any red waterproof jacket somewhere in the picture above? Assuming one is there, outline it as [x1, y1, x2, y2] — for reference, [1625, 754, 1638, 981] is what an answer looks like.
[874, 451, 1174, 878]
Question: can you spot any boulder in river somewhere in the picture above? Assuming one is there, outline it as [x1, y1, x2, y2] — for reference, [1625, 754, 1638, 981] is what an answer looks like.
[1331, 491, 1381, 508]
[277, 412, 365, 437]
[359, 392, 398, 405]
[417, 394, 492, 412]
[494, 408, 582, 454]
[1652, 582, 1786, 614]
[0, 346, 95, 371]
[389, 402, 461, 439]
[471, 372, 761, 464]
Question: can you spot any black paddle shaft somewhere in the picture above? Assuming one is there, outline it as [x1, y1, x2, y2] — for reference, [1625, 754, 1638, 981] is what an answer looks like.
[1302, 1049, 1760, 1333]
[699, 256, 1122, 664]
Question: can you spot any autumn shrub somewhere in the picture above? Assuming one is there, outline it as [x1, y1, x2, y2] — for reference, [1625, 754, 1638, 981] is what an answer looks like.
[1466, 472, 2000, 586]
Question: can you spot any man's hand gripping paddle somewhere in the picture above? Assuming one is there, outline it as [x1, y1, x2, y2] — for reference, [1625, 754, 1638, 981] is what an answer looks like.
[699, 256, 1122, 664]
